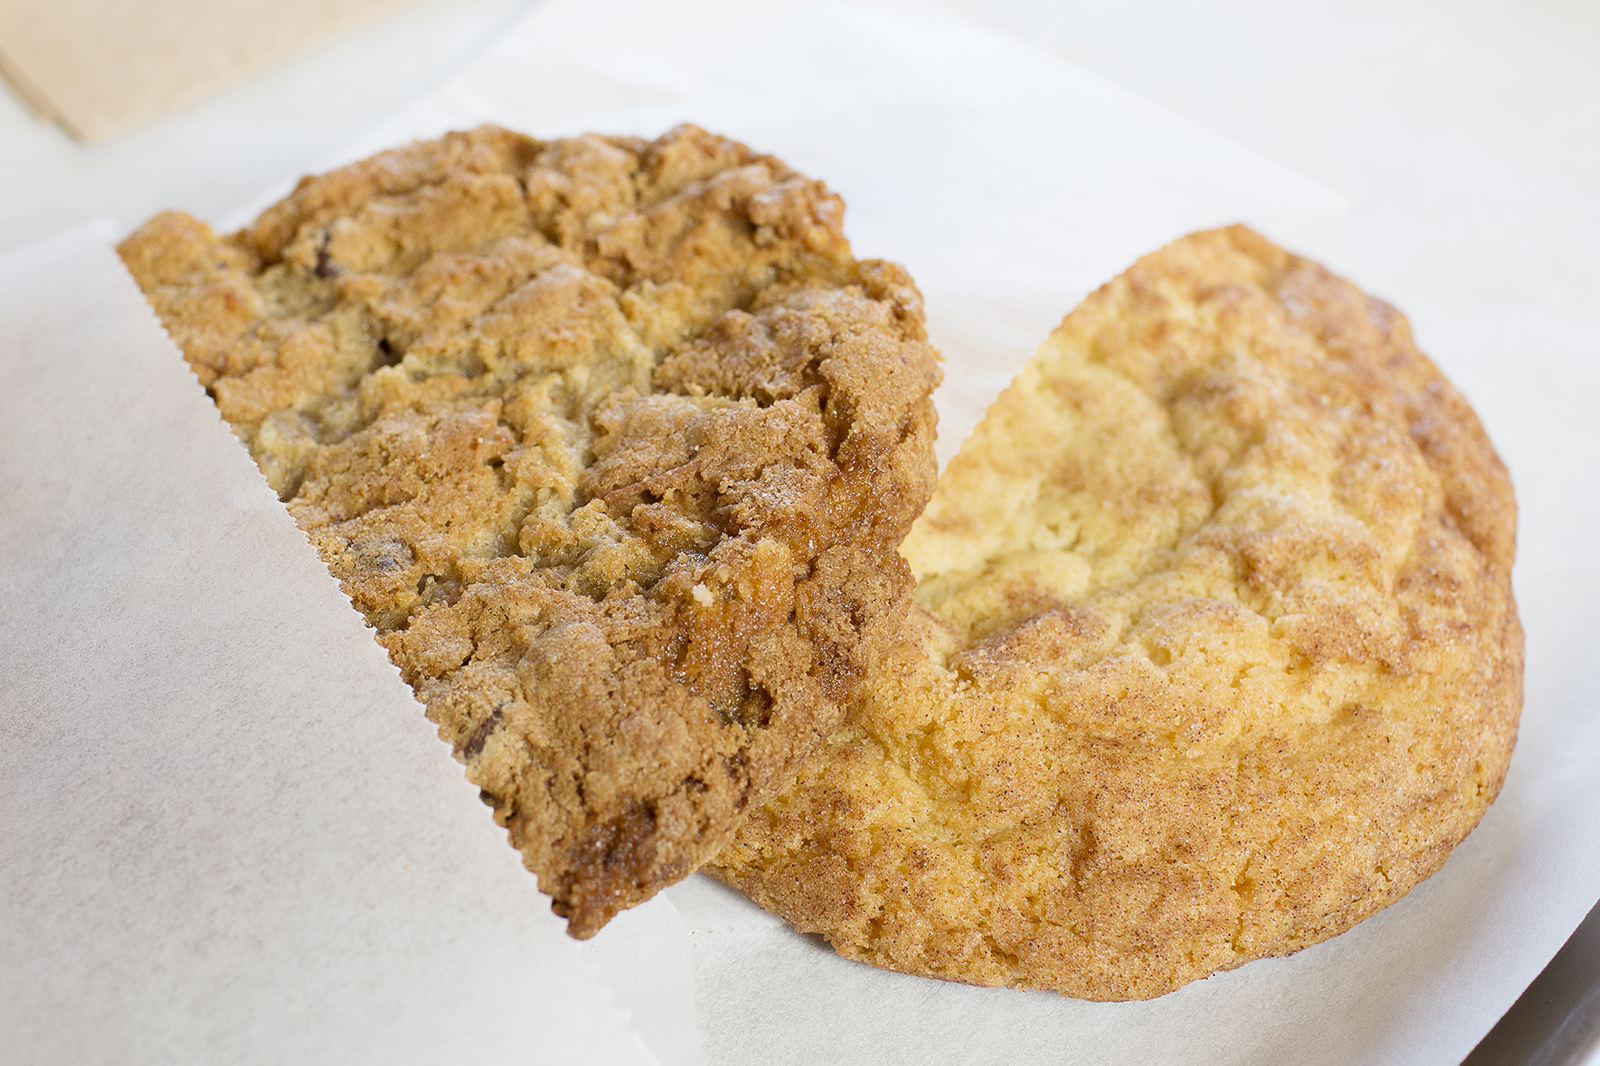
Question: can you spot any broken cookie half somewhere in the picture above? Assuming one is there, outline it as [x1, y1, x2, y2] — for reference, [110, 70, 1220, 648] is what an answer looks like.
[119, 125, 941, 937]
[710, 226, 1521, 999]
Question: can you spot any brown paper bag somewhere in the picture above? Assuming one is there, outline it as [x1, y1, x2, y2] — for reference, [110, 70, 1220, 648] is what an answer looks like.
[0, 0, 414, 141]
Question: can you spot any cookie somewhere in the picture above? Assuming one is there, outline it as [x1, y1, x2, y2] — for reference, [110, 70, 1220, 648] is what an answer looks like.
[709, 226, 1521, 999]
[118, 125, 941, 937]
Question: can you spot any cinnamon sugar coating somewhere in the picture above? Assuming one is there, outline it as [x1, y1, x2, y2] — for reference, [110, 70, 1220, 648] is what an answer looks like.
[119, 125, 941, 937]
[710, 227, 1521, 999]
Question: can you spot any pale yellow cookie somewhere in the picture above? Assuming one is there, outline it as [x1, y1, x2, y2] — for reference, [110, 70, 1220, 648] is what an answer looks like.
[710, 226, 1521, 999]
[120, 125, 941, 937]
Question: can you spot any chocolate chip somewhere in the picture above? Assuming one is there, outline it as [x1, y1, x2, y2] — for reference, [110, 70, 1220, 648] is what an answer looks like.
[462, 709, 505, 758]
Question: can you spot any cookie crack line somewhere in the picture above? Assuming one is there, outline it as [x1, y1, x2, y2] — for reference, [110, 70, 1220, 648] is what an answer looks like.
[708, 225, 1520, 1000]
[119, 123, 942, 938]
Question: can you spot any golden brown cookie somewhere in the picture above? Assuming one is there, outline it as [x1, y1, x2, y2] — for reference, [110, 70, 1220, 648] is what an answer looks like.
[709, 226, 1521, 999]
[118, 125, 941, 937]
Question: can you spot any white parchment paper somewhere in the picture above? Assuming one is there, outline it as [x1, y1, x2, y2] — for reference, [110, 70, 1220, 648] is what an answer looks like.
[5, 2, 1597, 1064]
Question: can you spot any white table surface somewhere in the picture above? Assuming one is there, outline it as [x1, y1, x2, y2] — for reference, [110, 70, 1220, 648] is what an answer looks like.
[3, 1, 1596, 1062]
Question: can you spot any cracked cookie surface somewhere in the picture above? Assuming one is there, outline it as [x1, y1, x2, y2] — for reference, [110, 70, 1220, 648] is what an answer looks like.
[119, 125, 941, 937]
[709, 226, 1521, 999]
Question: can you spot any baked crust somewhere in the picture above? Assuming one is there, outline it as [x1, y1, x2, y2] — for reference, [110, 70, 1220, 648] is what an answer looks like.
[709, 226, 1521, 998]
[119, 125, 941, 937]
